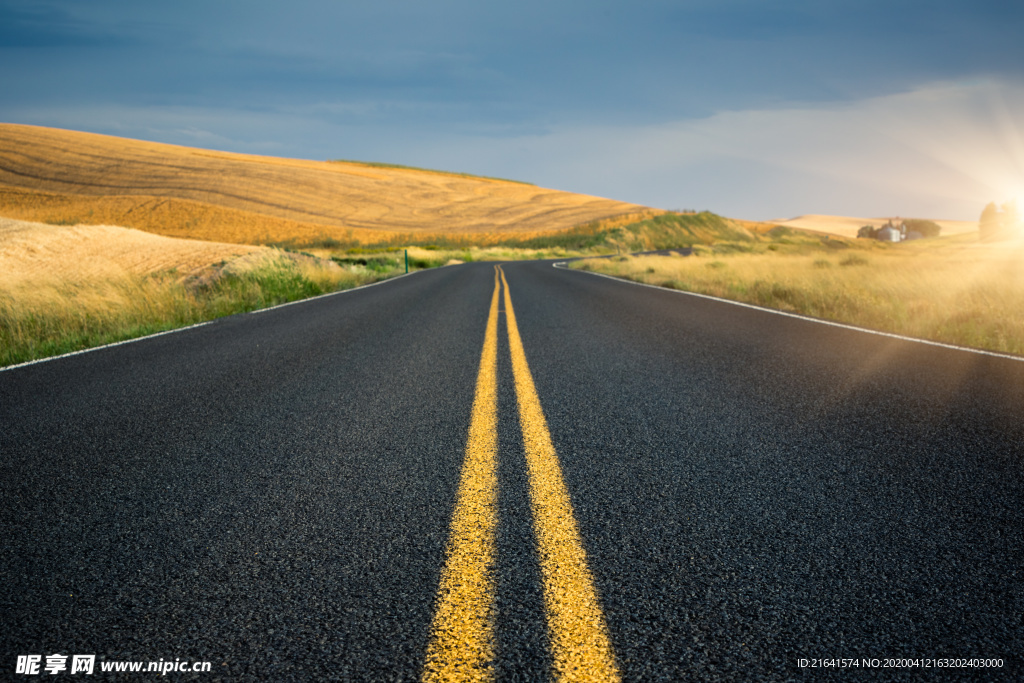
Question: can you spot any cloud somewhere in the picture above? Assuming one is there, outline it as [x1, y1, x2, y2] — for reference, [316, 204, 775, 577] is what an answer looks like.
[0, 2, 134, 48]
[7, 0, 1024, 125]
[396, 79, 1024, 219]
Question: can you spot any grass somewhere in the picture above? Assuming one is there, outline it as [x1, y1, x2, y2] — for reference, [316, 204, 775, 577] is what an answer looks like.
[0, 202, 684, 368]
[286, 210, 745, 253]
[611, 211, 756, 250]
[8, 199, 1012, 367]
[571, 233, 1024, 356]
[331, 254, 402, 273]
[0, 245, 409, 368]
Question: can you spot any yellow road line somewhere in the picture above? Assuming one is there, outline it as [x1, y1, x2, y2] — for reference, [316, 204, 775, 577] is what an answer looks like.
[499, 266, 621, 683]
[423, 267, 502, 683]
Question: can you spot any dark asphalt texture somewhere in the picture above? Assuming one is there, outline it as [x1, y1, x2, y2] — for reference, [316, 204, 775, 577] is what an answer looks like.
[2, 260, 1022, 681]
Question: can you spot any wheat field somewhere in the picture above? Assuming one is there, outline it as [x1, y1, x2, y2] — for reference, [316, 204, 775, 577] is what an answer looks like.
[573, 235, 1024, 355]
[0, 217, 393, 366]
[0, 216, 267, 282]
[0, 124, 651, 246]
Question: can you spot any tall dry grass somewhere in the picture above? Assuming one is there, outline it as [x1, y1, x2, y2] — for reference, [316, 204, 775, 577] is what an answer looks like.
[572, 236, 1024, 355]
[0, 255, 390, 367]
[0, 219, 403, 367]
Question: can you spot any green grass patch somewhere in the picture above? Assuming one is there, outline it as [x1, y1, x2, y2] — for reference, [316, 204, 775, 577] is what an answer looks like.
[331, 256, 401, 273]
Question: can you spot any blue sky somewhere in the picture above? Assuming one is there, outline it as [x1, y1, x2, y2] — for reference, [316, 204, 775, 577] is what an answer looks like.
[2, 0, 1023, 220]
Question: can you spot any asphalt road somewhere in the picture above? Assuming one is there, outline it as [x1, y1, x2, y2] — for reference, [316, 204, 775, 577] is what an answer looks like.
[2, 260, 1022, 681]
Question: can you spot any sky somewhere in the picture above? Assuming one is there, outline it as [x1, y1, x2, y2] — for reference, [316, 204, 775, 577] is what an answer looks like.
[2, 0, 1023, 220]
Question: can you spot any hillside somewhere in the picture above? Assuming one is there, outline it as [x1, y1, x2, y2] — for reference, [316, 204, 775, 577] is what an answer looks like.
[0, 124, 652, 247]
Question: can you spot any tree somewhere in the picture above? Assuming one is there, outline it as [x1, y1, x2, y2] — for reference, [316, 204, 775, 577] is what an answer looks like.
[979, 202, 1001, 241]
[903, 219, 941, 238]
[857, 224, 877, 239]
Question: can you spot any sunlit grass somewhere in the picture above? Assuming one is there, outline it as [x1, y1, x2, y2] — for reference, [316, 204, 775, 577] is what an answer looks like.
[0, 211, 607, 367]
[572, 234, 1024, 355]
[0, 249, 402, 368]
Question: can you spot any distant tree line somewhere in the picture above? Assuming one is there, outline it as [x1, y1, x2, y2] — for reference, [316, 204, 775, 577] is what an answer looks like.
[857, 225, 874, 238]
[903, 219, 942, 238]
[979, 200, 1022, 241]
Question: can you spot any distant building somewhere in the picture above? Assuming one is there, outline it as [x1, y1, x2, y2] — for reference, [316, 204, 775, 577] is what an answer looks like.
[876, 224, 902, 241]
[858, 217, 939, 242]
[874, 218, 909, 242]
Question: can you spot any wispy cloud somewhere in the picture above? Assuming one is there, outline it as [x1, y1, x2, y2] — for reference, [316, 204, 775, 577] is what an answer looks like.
[399, 80, 1024, 219]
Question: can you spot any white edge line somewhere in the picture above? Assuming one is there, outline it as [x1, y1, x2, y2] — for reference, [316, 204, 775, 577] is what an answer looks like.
[553, 261, 1024, 363]
[1, 321, 214, 373]
[1, 270, 420, 373]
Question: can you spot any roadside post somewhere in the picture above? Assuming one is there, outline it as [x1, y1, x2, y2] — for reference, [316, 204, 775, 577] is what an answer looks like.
[405, 249, 408, 273]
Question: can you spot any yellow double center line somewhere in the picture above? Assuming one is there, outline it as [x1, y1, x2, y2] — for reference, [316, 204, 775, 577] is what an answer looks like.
[423, 266, 620, 682]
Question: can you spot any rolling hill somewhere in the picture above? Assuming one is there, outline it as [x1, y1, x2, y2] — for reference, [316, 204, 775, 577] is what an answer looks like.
[0, 216, 266, 283]
[0, 124, 654, 248]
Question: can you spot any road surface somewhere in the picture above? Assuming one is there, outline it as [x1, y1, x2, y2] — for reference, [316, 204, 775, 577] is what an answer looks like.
[2, 260, 1022, 680]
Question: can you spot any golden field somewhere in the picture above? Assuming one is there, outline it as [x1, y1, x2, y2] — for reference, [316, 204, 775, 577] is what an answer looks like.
[572, 233, 1024, 356]
[1, 216, 265, 282]
[0, 123, 652, 247]
[0, 217, 399, 366]
[770, 214, 978, 239]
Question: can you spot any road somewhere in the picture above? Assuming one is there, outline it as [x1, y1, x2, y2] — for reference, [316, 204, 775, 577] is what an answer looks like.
[2, 260, 1022, 681]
